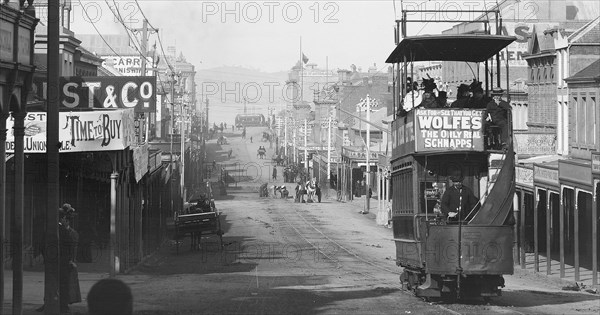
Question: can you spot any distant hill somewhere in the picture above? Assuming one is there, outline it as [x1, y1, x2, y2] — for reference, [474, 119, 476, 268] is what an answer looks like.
[195, 66, 290, 125]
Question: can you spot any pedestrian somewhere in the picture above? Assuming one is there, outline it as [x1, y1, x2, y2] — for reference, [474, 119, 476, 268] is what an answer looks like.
[212, 160, 216, 170]
[87, 278, 133, 315]
[315, 183, 321, 203]
[250, 136, 253, 143]
[441, 175, 478, 222]
[272, 167, 277, 180]
[228, 148, 233, 158]
[36, 203, 82, 313]
[368, 187, 373, 199]
[59, 204, 81, 312]
[486, 87, 512, 149]
[295, 182, 301, 203]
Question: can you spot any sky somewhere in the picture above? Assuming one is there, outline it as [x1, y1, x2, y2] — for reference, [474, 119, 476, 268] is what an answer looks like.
[65, 0, 469, 73]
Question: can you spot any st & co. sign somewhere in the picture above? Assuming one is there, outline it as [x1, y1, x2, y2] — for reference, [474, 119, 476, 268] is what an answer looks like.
[59, 76, 156, 113]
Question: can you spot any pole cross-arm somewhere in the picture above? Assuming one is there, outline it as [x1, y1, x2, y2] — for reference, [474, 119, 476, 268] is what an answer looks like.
[335, 106, 391, 134]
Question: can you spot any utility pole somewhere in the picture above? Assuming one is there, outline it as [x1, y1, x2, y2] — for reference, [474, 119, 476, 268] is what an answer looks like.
[365, 95, 371, 214]
[133, 19, 157, 144]
[327, 116, 332, 183]
[45, 1, 61, 314]
[304, 119, 308, 170]
[181, 103, 186, 203]
[169, 73, 177, 216]
[205, 98, 209, 130]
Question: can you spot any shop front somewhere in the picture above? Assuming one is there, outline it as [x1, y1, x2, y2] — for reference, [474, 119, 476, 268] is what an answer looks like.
[532, 163, 561, 276]
[558, 159, 593, 281]
[592, 152, 600, 285]
[515, 164, 534, 268]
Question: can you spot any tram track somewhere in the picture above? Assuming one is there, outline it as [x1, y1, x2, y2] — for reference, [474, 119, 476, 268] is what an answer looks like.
[264, 200, 401, 285]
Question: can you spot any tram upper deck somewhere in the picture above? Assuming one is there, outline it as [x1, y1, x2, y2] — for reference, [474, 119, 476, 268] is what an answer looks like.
[392, 108, 488, 157]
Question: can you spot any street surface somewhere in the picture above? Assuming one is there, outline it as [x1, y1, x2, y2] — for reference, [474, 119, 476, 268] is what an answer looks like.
[8, 127, 600, 314]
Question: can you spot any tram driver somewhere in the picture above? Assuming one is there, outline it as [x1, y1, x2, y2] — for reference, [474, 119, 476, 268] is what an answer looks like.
[440, 175, 478, 223]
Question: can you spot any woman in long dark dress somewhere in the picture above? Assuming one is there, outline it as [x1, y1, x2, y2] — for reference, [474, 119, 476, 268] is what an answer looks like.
[59, 204, 82, 312]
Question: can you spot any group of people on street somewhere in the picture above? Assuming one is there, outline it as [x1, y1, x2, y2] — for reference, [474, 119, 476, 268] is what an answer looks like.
[294, 180, 322, 203]
[257, 146, 267, 159]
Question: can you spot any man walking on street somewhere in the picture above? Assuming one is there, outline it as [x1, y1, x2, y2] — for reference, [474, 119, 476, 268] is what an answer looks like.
[272, 167, 277, 180]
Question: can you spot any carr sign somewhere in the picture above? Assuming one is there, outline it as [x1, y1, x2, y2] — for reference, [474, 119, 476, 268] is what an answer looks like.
[60, 76, 156, 112]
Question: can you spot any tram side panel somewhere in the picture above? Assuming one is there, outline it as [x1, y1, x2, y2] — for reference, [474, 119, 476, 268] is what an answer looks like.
[424, 225, 514, 275]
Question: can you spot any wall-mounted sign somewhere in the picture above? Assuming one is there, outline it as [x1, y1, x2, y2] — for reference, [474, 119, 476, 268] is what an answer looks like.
[592, 153, 600, 174]
[415, 109, 484, 152]
[5, 109, 135, 153]
[101, 55, 154, 76]
[60, 76, 156, 112]
[533, 164, 559, 188]
[514, 133, 556, 155]
[516, 165, 534, 188]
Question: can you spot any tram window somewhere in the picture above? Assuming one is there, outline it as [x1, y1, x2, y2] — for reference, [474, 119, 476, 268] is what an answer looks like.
[420, 181, 446, 214]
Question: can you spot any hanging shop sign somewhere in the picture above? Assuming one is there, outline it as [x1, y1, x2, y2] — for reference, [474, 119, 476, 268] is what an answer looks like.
[5, 109, 135, 153]
[59, 76, 156, 112]
[132, 143, 149, 182]
[414, 108, 485, 152]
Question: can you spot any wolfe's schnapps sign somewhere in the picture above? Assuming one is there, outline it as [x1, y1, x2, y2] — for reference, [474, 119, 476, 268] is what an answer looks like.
[5, 109, 135, 153]
[415, 109, 485, 152]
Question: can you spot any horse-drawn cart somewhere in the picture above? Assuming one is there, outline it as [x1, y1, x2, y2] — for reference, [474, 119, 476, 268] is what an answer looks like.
[167, 186, 224, 253]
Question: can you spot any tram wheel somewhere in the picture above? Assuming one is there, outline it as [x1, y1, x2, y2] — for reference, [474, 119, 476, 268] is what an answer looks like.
[483, 296, 492, 303]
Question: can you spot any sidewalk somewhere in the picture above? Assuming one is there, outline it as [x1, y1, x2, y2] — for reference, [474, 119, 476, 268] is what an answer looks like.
[2, 270, 106, 314]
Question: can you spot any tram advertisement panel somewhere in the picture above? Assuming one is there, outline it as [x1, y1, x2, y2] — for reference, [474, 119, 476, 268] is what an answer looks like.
[415, 109, 485, 152]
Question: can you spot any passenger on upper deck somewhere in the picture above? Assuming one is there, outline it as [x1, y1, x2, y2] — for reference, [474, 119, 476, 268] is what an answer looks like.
[467, 81, 490, 109]
[485, 88, 512, 149]
[417, 78, 439, 109]
[450, 84, 470, 109]
[402, 77, 421, 112]
[436, 91, 449, 108]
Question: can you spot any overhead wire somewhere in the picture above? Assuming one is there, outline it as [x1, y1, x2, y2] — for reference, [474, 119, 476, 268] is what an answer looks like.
[77, 0, 123, 58]
[132, 0, 176, 73]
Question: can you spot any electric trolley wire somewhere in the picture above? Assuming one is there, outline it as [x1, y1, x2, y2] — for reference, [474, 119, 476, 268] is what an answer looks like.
[77, 0, 123, 58]
[133, 0, 176, 73]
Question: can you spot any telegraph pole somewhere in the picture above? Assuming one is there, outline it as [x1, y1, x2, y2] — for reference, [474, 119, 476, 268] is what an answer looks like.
[45, 1, 61, 314]
[304, 119, 308, 170]
[365, 95, 371, 214]
[133, 19, 157, 143]
[169, 74, 176, 215]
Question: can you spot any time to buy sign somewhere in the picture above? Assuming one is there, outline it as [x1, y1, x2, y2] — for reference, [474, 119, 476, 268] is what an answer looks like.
[415, 109, 485, 152]
[5, 109, 135, 153]
[60, 76, 156, 112]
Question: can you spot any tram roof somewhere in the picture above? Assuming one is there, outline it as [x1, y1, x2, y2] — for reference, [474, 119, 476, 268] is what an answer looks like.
[385, 34, 516, 63]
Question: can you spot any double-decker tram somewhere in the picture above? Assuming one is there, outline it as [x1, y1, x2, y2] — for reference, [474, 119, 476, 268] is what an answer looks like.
[385, 20, 517, 300]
